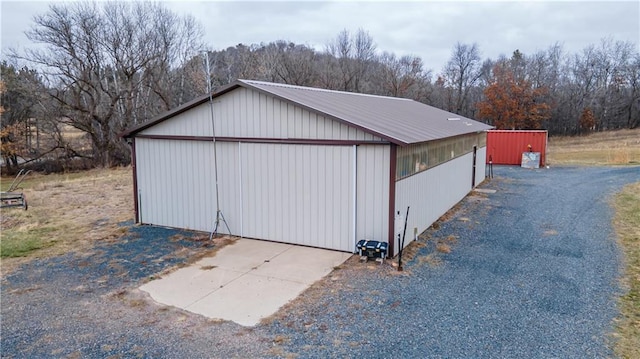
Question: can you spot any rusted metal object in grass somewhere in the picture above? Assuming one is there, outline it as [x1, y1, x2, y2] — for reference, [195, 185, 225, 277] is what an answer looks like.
[1, 169, 31, 210]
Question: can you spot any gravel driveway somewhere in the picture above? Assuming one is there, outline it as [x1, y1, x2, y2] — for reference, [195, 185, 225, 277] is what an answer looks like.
[2, 166, 639, 358]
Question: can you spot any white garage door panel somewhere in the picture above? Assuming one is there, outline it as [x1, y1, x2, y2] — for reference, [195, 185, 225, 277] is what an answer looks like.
[136, 138, 217, 231]
[240, 143, 354, 252]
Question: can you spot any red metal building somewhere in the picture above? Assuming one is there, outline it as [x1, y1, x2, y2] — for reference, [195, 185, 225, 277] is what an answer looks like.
[486, 130, 548, 166]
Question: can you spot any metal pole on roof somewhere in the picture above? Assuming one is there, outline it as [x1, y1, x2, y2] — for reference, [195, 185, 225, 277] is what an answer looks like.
[204, 50, 231, 240]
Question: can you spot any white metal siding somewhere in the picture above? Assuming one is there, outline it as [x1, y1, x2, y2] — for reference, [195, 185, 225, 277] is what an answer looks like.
[475, 146, 487, 187]
[213, 141, 242, 235]
[140, 88, 385, 142]
[135, 138, 239, 234]
[394, 152, 475, 255]
[136, 138, 214, 231]
[136, 138, 357, 251]
[139, 104, 213, 137]
[356, 145, 390, 243]
[239, 143, 355, 252]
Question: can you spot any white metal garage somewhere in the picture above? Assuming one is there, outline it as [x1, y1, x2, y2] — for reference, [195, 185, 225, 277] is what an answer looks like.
[240, 143, 354, 251]
[123, 80, 492, 256]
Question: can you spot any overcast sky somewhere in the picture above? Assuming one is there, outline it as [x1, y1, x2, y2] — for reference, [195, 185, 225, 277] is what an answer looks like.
[1, 1, 639, 73]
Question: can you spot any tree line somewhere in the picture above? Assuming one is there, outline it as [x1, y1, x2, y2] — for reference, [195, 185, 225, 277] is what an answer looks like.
[1, 1, 638, 172]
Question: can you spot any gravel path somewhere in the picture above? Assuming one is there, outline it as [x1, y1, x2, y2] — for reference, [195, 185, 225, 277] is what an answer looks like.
[2, 166, 639, 358]
[264, 166, 640, 358]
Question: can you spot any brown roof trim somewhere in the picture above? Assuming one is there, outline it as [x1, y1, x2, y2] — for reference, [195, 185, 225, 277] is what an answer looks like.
[135, 134, 215, 141]
[134, 134, 390, 146]
[120, 82, 243, 138]
[487, 130, 548, 133]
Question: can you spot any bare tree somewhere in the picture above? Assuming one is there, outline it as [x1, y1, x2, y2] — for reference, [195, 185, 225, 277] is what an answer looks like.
[326, 29, 377, 92]
[274, 42, 317, 86]
[442, 42, 483, 116]
[623, 53, 640, 129]
[377, 52, 431, 99]
[21, 2, 204, 166]
[255, 42, 283, 83]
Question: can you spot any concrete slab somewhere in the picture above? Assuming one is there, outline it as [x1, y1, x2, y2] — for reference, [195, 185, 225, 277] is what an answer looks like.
[140, 238, 352, 326]
[186, 273, 309, 326]
[197, 239, 291, 272]
[253, 246, 352, 285]
[140, 266, 243, 308]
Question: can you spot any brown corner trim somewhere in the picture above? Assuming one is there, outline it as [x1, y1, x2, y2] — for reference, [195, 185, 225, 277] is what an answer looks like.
[134, 134, 389, 146]
[131, 138, 139, 224]
[388, 143, 397, 257]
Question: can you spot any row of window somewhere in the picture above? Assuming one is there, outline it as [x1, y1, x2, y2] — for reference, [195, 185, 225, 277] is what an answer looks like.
[396, 132, 487, 180]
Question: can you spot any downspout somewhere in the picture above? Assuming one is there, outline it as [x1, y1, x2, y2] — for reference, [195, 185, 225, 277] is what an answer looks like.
[388, 143, 397, 257]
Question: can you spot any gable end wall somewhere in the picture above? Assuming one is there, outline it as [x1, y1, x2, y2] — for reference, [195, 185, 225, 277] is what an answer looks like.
[140, 87, 385, 142]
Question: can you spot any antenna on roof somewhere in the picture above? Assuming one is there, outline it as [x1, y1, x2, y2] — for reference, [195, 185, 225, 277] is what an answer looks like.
[203, 50, 231, 240]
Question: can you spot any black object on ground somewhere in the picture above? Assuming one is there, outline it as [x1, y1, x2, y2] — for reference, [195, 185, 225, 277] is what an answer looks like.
[356, 239, 388, 264]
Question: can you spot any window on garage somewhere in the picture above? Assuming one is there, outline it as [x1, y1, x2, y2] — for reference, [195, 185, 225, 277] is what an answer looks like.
[396, 132, 486, 180]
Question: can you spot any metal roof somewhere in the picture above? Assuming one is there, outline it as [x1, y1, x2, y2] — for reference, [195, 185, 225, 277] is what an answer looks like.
[123, 79, 493, 145]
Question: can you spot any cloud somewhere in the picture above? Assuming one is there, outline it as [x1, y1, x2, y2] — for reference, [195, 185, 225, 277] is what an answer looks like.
[1, 2, 50, 54]
[2, 0, 638, 72]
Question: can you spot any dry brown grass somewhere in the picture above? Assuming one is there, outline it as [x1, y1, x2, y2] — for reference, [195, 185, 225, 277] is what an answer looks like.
[434, 235, 457, 254]
[0, 167, 133, 276]
[397, 240, 426, 263]
[272, 334, 290, 345]
[417, 253, 443, 267]
[547, 128, 640, 166]
[612, 182, 640, 359]
[435, 242, 451, 254]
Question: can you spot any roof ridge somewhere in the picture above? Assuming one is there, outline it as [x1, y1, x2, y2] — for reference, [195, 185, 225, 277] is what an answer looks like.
[239, 79, 412, 101]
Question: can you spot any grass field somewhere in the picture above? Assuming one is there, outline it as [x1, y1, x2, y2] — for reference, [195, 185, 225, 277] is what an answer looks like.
[613, 182, 640, 359]
[0, 167, 133, 275]
[547, 128, 640, 166]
